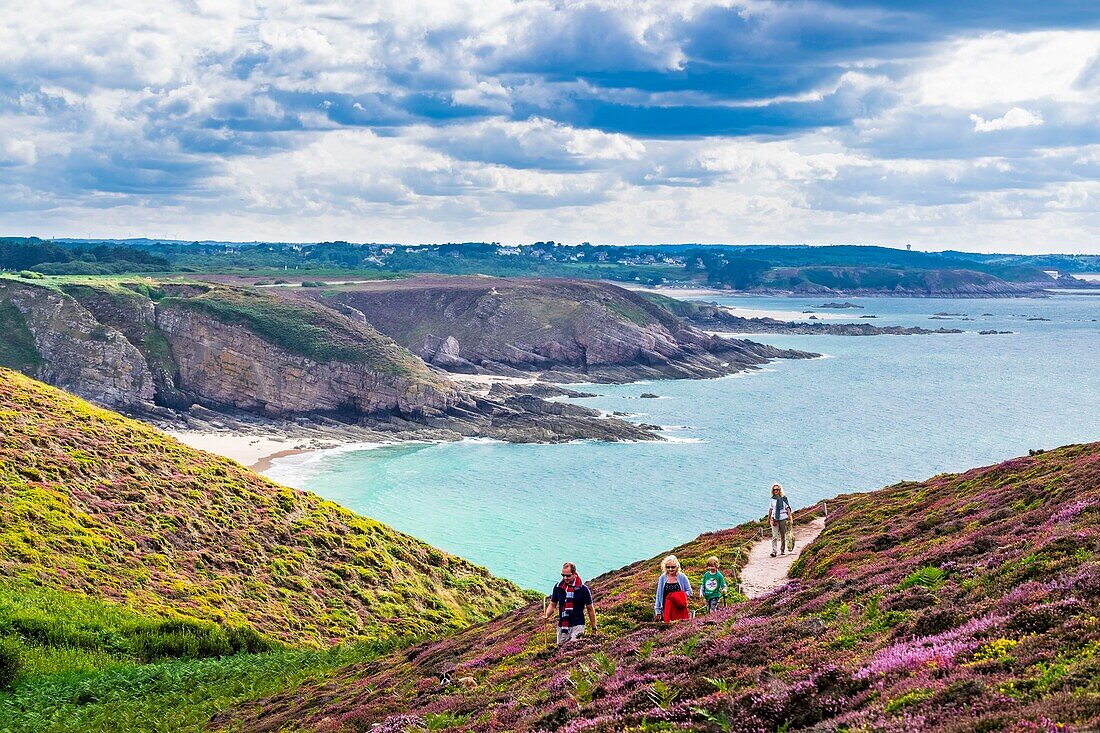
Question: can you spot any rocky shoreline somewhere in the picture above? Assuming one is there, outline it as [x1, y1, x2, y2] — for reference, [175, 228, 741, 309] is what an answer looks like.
[666, 300, 964, 336]
[138, 376, 663, 451]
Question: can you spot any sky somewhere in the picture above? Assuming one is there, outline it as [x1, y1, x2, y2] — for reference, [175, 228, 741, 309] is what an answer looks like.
[1, 1, 1098, 252]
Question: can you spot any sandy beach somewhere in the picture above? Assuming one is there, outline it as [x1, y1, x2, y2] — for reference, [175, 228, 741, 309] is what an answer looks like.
[166, 430, 343, 472]
[445, 372, 541, 396]
[615, 283, 728, 298]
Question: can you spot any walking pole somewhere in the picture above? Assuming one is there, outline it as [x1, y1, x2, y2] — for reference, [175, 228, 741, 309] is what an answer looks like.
[542, 597, 551, 648]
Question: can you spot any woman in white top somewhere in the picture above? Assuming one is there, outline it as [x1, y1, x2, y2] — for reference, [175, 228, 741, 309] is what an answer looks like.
[769, 483, 794, 557]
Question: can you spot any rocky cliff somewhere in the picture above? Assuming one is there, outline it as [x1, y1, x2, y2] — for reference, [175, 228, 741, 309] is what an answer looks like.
[0, 279, 154, 408]
[0, 278, 658, 443]
[154, 287, 460, 419]
[317, 276, 816, 382]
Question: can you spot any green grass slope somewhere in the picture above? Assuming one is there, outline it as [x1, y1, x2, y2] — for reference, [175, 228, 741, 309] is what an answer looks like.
[225, 443, 1100, 732]
[0, 368, 528, 652]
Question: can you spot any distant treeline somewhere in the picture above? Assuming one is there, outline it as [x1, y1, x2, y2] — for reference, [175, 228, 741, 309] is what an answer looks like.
[3, 237, 1096, 289]
[0, 238, 169, 274]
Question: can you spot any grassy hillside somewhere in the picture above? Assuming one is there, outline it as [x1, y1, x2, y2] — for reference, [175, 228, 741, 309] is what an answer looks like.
[225, 443, 1100, 732]
[321, 276, 688, 350]
[0, 368, 528, 652]
[157, 283, 433, 378]
[758, 266, 1036, 294]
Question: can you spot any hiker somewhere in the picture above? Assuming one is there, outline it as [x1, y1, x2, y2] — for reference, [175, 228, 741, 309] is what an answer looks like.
[769, 483, 794, 557]
[654, 555, 693, 622]
[699, 556, 729, 613]
[544, 562, 596, 644]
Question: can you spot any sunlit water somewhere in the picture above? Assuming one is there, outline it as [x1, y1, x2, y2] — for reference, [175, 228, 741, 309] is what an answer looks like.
[267, 294, 1100, 590]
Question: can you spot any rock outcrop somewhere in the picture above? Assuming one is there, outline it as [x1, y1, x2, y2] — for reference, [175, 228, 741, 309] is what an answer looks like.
[317, 276, 816, 382]
[0, 280, 154, 408]
[155, 302, 460, 419]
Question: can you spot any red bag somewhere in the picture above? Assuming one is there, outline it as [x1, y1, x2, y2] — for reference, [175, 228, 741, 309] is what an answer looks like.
[663, 590, 690, 622]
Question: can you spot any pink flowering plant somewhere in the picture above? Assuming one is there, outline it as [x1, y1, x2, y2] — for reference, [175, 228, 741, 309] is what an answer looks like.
[225, 443, 1100, 732]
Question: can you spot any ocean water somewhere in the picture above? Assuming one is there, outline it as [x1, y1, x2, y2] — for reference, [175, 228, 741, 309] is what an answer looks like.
[267, 294, 1100, 591]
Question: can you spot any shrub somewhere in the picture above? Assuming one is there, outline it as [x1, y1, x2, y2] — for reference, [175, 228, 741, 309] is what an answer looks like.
[0, 639, 22, 689]
[127, 618, 273, 662]
[17, 270, 43, 279]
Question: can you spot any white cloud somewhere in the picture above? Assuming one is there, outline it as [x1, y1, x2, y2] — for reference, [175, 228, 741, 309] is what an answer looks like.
[0, 2, 1098, 252]
[969, 107, 1044, 133]
[915, 31, 1100, 108]
[0, 139, 37, 167]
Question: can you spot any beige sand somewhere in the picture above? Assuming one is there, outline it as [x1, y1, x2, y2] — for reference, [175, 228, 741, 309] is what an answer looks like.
[165, 431, 327, 472]
[445, 373, 541, 396]
[739, 516, 827, 599]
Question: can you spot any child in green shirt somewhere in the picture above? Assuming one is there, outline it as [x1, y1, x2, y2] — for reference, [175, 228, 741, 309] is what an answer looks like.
[700, 556, 729, 613]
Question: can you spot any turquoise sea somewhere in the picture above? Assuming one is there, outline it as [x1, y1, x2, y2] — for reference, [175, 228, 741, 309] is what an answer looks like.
[267, 294, 1100, 591]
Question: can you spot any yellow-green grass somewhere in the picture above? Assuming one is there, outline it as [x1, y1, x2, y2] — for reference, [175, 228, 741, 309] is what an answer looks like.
[0, 368, 530, 649]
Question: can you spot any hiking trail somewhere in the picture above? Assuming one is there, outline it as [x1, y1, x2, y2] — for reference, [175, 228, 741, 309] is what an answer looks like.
[739, 516, 826, 599]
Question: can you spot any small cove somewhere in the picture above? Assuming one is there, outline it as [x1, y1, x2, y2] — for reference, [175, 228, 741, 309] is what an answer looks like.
[266, 294, 1100, 590]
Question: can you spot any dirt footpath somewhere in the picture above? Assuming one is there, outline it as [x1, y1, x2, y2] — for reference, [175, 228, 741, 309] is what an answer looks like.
[740, 516, 827, 599]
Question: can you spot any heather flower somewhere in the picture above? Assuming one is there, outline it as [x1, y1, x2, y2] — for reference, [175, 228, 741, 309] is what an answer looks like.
[361, 714, 425, 732]
[857, 614, 1005, 679]
[1047, 500, 1090, 526]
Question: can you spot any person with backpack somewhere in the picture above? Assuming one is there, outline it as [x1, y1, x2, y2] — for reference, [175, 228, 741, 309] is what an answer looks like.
[654, 555, 693, 622]
[544, 562, 596, 644]
[769, 483, 794, 557]
[699, 556, 729, 613]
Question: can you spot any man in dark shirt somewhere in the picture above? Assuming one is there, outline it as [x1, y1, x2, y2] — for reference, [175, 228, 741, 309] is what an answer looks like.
[544, 562, 597, 644]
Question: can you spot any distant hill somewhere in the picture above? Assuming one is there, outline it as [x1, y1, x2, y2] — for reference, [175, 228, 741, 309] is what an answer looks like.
[5, 239, 1096, 294]
[224, 441, 1100, 732]
[0, 368, 530, 647]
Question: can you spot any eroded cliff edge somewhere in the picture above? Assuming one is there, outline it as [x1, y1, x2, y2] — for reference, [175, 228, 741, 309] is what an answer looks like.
[0, 278, 658, 443]
[314, 275, 816, 383]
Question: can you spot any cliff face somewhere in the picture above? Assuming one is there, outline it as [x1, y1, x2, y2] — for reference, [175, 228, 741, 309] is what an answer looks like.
[0, 280, 153, 408]
[320, 276, 815, 382]
[0, 368, 529, 645]
[225, 441, 1100, 733]
[0, 278, 659, 442]
[60, 282, 192, 408]
[1, 279, 461, 419]
[155, 301, 459, 418]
